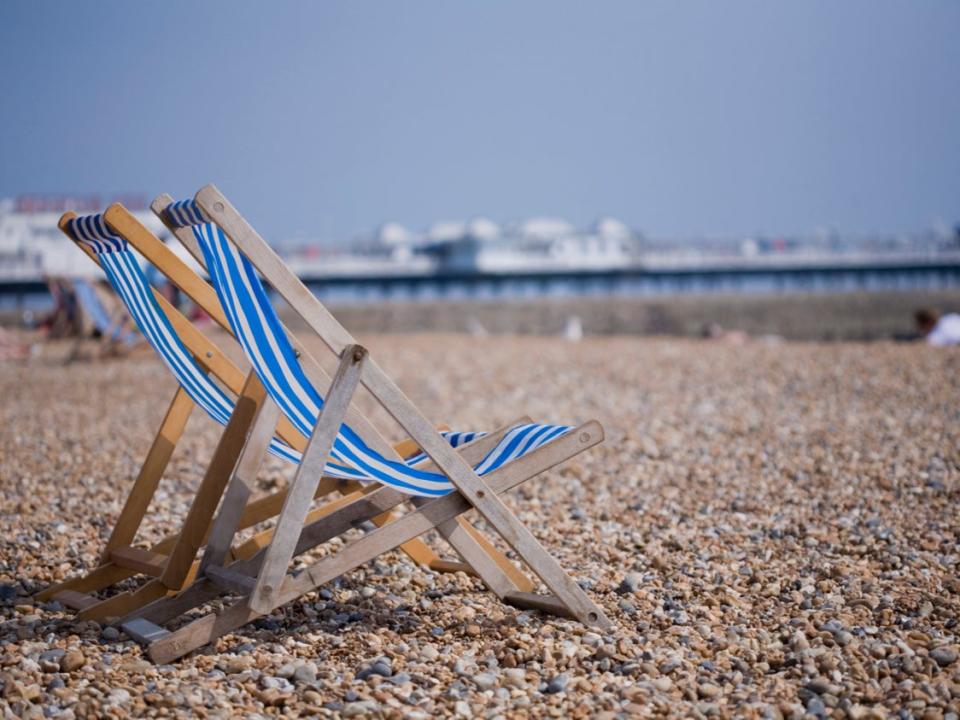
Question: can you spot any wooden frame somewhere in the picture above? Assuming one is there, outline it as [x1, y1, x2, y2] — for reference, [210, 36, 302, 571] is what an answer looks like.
[115, 186, 611, 662]
[64, 276, 144, 363]
[123, 198, 535, 592]
[38, 212, 478, 621]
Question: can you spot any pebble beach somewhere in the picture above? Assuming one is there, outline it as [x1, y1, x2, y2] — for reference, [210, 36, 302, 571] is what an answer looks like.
[0, 333, 957, 719]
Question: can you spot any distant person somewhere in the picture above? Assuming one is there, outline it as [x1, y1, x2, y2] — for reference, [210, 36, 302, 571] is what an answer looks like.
[915, 308, 960, 346]
[563, 315, 583, 342]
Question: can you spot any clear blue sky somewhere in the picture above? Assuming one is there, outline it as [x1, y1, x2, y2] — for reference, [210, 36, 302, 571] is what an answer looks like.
[1, 1, 958, 244]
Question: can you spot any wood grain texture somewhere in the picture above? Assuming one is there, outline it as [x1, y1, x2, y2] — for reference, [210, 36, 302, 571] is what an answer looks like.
[249, 344, 365, 614]
[108, 546, 168, 577]
[147, 421, 603, 662]
[200, 395, 282, 573]
[102, 386, 194, 560]
[159, 372, 266, 589]
[124, 420, 523, 627]
[76, 579, 168, 622]
[155, 191, 542, 591]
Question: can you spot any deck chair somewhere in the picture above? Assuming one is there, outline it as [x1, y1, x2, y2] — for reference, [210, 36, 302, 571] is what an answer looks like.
[108, 200, 537, 591]
[39, 212, 521, 622]
[67, 276, 141, 360]
[117, 185, 610, 663]
[37, 213, 480, 621]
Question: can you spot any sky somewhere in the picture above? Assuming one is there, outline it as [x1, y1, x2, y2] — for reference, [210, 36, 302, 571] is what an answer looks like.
[1, 1, 958, 245]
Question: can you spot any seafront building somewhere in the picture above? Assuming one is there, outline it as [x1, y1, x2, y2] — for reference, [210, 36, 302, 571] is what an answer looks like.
[0, 196, 166, 282]
[1, 195, 958, 307]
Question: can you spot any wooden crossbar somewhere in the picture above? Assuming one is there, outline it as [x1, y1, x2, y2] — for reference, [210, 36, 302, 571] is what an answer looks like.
[249, 344, 366, 613]
[123, 417, 528, 628]
[144, 419, 605, 663]
[109, 546, 167, 576]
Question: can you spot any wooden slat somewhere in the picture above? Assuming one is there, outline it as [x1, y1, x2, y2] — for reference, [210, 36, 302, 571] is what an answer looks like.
[233, 477, 340, 530]
[37, 531, 180, 602]
[37, 562, 137, 602]
[125, 419, 524, 627]
[206, 566, 257, 594]
[124, 579, 220, 627]
[199, 395, 282, 573]
[109, 546, 167, 576]
[426, 559, 473, 575]
[147, 420, 602, 663]
[459, 517, 534, 593]
[102, 386, 195, 560]
[76, 580, 168, 622]
[249, 344, 365, 614]
[53, 590, 99, 611]
[159, 372, 266, 589]
[504, 591, 575, 618]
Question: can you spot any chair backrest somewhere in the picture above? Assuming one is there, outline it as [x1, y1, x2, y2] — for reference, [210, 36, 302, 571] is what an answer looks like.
[162, 197, 570, 496]
[73, 277, 137, 345]
[63, 213, 302, 464]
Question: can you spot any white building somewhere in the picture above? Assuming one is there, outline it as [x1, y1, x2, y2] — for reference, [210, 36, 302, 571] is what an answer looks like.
[0, 196, 167, 281]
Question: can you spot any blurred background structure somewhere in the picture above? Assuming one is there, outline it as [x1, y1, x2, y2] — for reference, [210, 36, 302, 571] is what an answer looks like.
[1, 1, 958, 339]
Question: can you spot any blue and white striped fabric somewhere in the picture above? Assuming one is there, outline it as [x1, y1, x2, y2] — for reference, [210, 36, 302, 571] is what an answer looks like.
[166, 199, 207, 228]
[72, 278, 138, 346]
[166, 202, 572, 497]
[66, 213, 481, 472]
[66, 214, 301, 464]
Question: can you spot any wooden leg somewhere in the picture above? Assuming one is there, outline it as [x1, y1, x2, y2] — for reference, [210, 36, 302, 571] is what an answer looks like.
[200, 396, 282, 573]
[103, 387, 195, 560]
[159, 372, 267, 590]
[369, 371, 611, 629]
[457, 517, 535, 592]
[123, 420, 525, 628]
[77, 579, 168, 622]
[38, 563, 140, 602]
[413, 500, 530, 598]
[145, 422, 603, 662]
[248, 345, 365, 614]
[36, 531, 181, 603]
[35, 390, 194, 603]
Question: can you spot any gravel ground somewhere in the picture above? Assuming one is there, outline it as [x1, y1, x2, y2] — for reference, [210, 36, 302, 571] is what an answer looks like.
[0, 334, 957, 719]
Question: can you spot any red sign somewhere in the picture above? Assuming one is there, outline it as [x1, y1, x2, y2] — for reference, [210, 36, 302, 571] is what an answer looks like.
[15, 194, 148, 214]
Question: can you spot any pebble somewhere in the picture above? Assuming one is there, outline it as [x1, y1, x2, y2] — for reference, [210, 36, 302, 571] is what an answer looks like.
[356, 658, 392, 680]
[58, 650, 85, 673]
[292, 663, 317, 685]
[931, 647, 958, 667]
[617, 572, 643, 594]
[343, 700, 379, 716]
[0, 336, 956, 718]
[698, 682, 720, 699]
[261, 676, 294, 692]
[504, 668, 526, 687]
[545, 674, 569, 694]
[652, 676, 673, 692]
[472, 672, 497, 691]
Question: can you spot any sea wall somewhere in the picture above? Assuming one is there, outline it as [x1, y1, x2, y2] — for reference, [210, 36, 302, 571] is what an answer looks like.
[308, 290, 960, 341]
